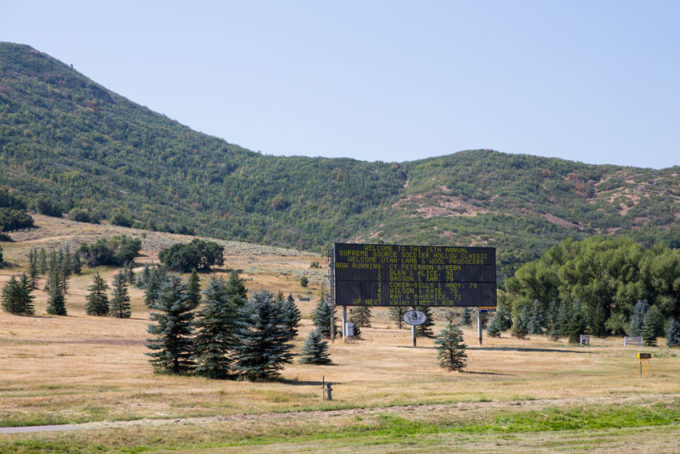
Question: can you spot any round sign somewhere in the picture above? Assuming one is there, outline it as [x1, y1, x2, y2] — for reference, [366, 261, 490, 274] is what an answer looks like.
[403, 310, 427, 326]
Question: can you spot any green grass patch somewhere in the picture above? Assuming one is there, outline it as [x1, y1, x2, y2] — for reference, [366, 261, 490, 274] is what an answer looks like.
[3, 401, 680, 453]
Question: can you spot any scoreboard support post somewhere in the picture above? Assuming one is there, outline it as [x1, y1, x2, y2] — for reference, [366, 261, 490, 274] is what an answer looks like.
[341, 306, 347, 342]
[476, 308, 483, 346]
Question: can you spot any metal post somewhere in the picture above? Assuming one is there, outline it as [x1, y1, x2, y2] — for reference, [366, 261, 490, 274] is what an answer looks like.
[342, 306, 347, 342]
[412, 324, 417, 347]
[330, 302, 335, 343]
[477, 308, 483, 346]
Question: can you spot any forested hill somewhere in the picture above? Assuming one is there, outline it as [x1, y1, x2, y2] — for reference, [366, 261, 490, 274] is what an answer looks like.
[2, 42, 680, 277]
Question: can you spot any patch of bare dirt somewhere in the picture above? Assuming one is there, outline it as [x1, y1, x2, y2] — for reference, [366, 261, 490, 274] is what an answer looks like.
[541, 213, 577, 229]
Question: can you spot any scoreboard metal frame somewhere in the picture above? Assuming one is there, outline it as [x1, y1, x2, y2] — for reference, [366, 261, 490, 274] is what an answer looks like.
[331, 243, 496, 307]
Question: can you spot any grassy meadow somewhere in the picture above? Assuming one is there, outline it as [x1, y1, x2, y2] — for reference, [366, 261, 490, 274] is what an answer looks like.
[1, 216, 679, 452]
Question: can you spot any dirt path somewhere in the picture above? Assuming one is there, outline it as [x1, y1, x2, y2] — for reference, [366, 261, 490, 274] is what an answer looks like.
[2, 393, 677, 434]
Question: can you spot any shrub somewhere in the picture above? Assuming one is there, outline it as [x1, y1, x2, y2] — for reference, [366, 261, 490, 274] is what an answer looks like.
[79, 235, 141, 267]
[159, 239, 224, 272]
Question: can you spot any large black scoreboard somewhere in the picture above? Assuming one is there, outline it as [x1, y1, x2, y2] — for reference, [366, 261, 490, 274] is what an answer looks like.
[332, 243, 496, 307]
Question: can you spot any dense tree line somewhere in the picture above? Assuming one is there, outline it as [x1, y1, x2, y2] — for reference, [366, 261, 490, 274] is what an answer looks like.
[504, 236, 680, 344]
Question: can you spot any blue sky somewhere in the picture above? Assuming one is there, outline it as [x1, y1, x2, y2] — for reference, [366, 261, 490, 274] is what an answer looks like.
[1, 1, 679, 168]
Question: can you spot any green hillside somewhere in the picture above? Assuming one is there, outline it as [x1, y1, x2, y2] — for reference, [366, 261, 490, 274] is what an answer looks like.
[1, 42, 679, 278]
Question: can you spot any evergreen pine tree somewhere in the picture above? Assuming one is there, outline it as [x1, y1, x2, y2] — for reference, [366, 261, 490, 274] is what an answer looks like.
[280, 294, 301, 341]
[110, 271, 131, 318]
[187, 269, 201, 309]
[666, 319, 680, 347]
[18, 273, 34, 315]
[629, 300, 649, 337]
[226, 270, 248, 306]
[568, 301, 587, 344]
[313, 296, 336, 338]
[71, 253, 82, 275]
[232, 291, 294, 380]
[146, 276, 196, 373]
[193, 277, 238, 378]
[125, 263, 135, 285]
[461, 307, 472, 326]
[388, 306, 407, 329]
[1, 274, 34, 315]
[546, 300, 561, 341]
[348, 312, 362, 338]
[415, 306, 434, 337]
[434, 322, 467, 371]
[299, 329, 332, 365]
[527, 299, 543, 335]
[486, 315, 502, 337]
[495, 302, 512, 331]
[641, 305, 663, 347]
[38, 248, 47, 274]
[137, 264, 151, 289]
[512, 306, 529, 339]
[63, 247, 73, 278]
[28, 248, 39, 289]
[86, 271, 109, 316]
[350, 306, 372, 327]
[47, 285, 67, 316]
[557, 300, 571, 336]
[144, 267, 161, 307]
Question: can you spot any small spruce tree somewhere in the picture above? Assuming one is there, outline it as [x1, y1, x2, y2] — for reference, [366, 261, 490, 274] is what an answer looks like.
[435, 322, 467, 371]
[39, 248, 48, 274]
[86, 271, 109, 316]
[47, 285, 67, 316]
[193, 277, 238, 378]
[388, 306, 407, 329]
[415, 306, 434, 337]
[568, 301, 588, 344]
[512, 306, 529, 339]
[313, 296, 336, 338]
[146, 276, 196, 374]
[71, 253, 82, 275]
[350, 306, 372, 327]
[629, 300, 649, 337]
[280, 294, 301, 341]
[666, 319, 680, 347]
[28, 248, 39, 289]
[1, 274, 34, 315]
[461, 307, 472, 326]
[299, 329, 332, 365]
[641, 305, 663, 347]
[232, 291, 294, 380]
[527, 299, 543, 335]
[495, 302, 512, 331]
[486, 315, 502, 337]
[110, 271, 131, 318]
[187, 269, 201, 309]
[226, 270, 248, 305]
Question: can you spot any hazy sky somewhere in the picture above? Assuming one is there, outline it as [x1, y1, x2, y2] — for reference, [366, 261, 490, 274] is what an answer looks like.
[1, 1, 679, 168]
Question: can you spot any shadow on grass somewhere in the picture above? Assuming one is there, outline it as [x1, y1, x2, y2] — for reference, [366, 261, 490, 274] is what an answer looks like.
[280, 379, 344, 386]
[467, 346, 590, 354]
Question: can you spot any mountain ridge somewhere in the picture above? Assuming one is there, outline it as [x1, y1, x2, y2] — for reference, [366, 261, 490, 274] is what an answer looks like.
[1, 42, 679, 278]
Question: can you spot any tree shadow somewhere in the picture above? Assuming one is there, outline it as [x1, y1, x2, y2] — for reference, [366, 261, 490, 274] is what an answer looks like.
[280, 379, 344, 386]
[467, 346, 590, 354]
[464, 370, 511, 376]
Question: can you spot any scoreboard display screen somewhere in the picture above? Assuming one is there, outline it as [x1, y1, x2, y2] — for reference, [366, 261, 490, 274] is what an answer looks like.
[333, 243, 496, 307]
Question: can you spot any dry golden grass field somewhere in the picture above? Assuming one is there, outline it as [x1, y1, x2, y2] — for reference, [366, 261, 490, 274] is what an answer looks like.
[1, 216, 679, 453]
